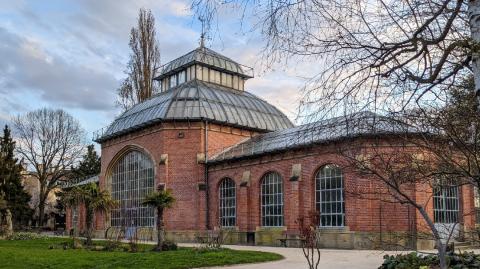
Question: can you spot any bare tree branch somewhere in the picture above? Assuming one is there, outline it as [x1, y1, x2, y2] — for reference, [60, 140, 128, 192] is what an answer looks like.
[13, 108, 85, 226]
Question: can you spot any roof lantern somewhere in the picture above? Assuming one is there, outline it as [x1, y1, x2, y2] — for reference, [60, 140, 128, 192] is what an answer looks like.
[94, 45, 293, 143]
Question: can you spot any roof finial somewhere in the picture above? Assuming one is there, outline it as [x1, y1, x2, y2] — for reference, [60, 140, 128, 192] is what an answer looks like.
[199, 16, 206, 48]
[200, 33, 205, 48]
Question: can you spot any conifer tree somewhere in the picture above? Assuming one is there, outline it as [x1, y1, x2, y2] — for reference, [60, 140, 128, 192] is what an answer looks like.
[70, 145, 100, 180]
[0, 125, 32, 227]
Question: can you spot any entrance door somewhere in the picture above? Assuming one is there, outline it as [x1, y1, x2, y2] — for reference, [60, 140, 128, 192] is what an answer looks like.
[433, 185, 460, 241]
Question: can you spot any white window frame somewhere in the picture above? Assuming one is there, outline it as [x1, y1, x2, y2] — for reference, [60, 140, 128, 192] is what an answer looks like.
[219, 178, 236, 227]
[434, 185, 460, 224]
[261, 172, 284, 227]
[316, 165, 345, 227]
[110, 151, 155, 228]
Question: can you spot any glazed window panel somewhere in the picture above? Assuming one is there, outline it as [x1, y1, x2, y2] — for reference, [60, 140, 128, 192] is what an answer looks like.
[219, 178, 236, 227]
[316, 165, 345, 227]
[170, 74, 177, 88]
[434, 185, 459, 224]
[72, 206, 78, 231]
[111, 151, 155, 227]
[226, 74, 232, 87]
[261, 172, 284, 227]
[203, 66, 209, 81]
[196, 65, 204, 80]
[178, 70, 186, 84]
[232, 76, 239, 90]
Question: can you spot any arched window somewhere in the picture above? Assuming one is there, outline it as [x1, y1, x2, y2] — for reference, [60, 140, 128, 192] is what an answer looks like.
[110, 150, 155, 227]
[219, 178, 236, 227]
[261, 172, 284, 227]
[316, 165, 345, 227]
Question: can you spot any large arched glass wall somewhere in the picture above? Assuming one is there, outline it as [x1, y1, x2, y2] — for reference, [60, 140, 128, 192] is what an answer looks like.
[261, 172, 284, 227]
[315, 165, 345, 227]
[110, 151, 155, 227]
[219, 178, 236, 227]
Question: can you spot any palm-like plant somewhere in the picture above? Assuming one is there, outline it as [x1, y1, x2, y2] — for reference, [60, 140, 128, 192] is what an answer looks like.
[62, 183, 117, 246]
[0, 192, 6, 211]
[142, 190, 175, 251]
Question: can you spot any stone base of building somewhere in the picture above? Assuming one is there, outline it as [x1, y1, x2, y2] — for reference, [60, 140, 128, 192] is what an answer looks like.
[92, 228, 435, 250]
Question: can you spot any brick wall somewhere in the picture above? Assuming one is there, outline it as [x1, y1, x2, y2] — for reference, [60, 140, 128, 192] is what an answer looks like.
[207, 142, 477, 236]
[63, 120, 477, 248]
[92, 121, 254, 232]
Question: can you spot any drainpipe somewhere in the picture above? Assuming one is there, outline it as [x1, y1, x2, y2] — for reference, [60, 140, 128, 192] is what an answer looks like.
[204, 120, 210, 230]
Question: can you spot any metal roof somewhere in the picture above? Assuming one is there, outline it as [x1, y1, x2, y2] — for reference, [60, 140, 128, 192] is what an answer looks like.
[59, 175, 100, 189]
[155, 47, 254, 80]
[94, 80, 293, 142]
[210, 111, 414, 163]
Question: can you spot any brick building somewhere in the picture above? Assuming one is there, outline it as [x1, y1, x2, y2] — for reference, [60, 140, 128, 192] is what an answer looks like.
[66, 44, 477, 249]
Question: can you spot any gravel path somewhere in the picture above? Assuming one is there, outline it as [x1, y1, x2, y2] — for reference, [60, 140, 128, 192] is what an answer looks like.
[184, 244, 393, 269]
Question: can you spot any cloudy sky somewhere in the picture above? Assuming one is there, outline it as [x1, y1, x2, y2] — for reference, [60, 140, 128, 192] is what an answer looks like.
[0, 0, 310, 144]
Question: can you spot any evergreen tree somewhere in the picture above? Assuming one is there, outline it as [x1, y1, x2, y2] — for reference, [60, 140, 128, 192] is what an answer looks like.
[0, 125, 32, 227]
[70, 145, 101, 179]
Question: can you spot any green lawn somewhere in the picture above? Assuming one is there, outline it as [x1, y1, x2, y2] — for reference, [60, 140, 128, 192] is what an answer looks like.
[0, 238, 283, 269]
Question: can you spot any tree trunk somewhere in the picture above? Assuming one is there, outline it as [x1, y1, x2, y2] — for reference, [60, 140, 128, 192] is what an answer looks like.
[418, 207, 448, 269]
[470, 0, 480, 108]
[37, 190, 47, 227]
[156, 207, 164, 251]
[85, 207, 94, 246]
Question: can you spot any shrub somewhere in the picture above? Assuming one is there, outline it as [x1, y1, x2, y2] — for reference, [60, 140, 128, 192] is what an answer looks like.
[103, 240, 121, 251]
[379, 252, 480, 269]
[160, 240, 177, 251]
[7, 232, 46, 240]
[128, 241, 138, 253]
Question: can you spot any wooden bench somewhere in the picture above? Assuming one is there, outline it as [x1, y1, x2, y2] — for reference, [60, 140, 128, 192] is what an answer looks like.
[277, 233, 306, 247]
[195, 233, 220, 244]
[54, 228, 65, 236]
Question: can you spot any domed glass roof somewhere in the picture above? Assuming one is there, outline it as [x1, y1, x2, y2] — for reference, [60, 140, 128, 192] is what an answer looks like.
[95, 80, 293, 142]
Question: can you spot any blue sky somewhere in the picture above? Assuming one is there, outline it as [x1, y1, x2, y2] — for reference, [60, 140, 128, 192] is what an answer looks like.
[0, 0, 309, 144]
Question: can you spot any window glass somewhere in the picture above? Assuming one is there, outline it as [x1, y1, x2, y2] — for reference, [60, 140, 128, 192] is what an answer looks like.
[72, 206, 78, 231]
[434, 185, 459, 223]
[239, 79, 244, 91]
[226, 74, 232, 88]
[178, 70, 186, 84]
[261, 172, 284, 227]
[233, 76, 239, 90]
[170, 74, 177, 88]
[219, 178, 236, 227]
[186, 67, 191, 81]
[111, 151, 155, 227]
[212, 70, 221, 84]
[221, 73, 228, 86]
[316, 165, 345, 227]
[203, 66, 209, 82]
[196, 65, 203, 80]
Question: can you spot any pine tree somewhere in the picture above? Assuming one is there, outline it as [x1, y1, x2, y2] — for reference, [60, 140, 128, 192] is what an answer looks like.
[0, 125, 32, 227]
[70, 145, 101, 179]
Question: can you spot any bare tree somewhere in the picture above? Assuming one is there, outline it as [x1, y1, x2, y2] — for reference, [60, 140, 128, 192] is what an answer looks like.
[406, 77, 480, 190]
[117, 8, 161, 110]
[297, 211, 321, 269]
[192, 0, 480, 118]
[340, 136, 469, 269]
[13, 108, 85, 226]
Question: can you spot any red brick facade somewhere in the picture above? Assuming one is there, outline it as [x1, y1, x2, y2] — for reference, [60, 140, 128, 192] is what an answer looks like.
[65, 120, 477, 249]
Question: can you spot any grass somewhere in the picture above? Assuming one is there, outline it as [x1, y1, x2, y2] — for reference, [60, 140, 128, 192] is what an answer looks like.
[0, 238, 283, 269]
